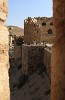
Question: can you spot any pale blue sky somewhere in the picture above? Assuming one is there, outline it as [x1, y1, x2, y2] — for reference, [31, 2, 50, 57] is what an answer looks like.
[5, 0, 53, 28]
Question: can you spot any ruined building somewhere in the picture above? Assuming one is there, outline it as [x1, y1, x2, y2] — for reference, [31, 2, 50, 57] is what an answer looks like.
[22, 17, 53, 76]
[24, 17, 56, 44]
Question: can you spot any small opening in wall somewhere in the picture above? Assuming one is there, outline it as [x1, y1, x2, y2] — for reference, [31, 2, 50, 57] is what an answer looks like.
[42, 22, 46, 26]
[12, 40, 14, 44]
[50, 22, 53, 25]
[48, 29, 53, 34]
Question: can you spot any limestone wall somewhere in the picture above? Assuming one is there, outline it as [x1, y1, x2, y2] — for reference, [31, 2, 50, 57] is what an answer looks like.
[43, 48, 51, 76]
[22, 44, 51, 76]
[51, 0, 65, 100]
[0, 0, 8, 22]
[22, 44, 44, 75]
[24, 18, 41, 44]
[0, 0, 10, 100]
[24, 17, 56, 44]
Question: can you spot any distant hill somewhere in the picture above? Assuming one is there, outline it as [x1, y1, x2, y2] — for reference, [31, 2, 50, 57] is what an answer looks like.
[7, 26, 24, 37]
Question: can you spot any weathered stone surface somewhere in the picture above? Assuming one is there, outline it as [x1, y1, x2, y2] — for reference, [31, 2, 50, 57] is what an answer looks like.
[0, 0, 8, 22]
[0, 64, 10, 100]
[43, 48, 51, 76]
[0, 24, 10, 100]
[0, 25, 9, 44]
[24, 17, 55, 44]
[51, 0, 65, 100]
[22, 44, 44, 75]
[0, 25, 9, 63]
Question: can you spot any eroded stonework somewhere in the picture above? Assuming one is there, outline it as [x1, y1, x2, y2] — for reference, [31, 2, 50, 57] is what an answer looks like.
[0, 0, 8, 22]
[0, 24, 10, 100]
[51, 0, 65, 100]
[24, 17, 56, 44]
[0, 0, 10, 100]
[22, 44, 44, 75]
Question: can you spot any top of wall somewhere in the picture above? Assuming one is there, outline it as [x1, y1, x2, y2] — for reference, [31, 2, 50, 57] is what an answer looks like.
[24, 17, 53, 24]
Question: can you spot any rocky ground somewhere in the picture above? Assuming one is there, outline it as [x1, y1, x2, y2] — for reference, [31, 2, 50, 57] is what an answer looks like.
[9, 59, 50, 100]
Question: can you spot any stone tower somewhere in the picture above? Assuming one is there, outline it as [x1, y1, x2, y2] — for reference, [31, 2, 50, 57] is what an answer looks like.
[51, 0, 65, 100]
[24, 17, 55, 44]
[0, 0, 10, 100]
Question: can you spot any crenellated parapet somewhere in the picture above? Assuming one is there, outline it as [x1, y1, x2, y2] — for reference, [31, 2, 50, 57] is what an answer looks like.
[24, 17, 37, 24]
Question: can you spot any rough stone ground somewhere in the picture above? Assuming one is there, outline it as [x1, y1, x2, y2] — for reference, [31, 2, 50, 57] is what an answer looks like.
[9, 59, 50, 100]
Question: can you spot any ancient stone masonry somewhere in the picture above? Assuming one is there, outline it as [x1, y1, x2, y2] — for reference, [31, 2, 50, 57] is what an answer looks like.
[0, 0, 8, 22]
[0, 0, 10, 100]
[22, 44, 44, 76]
[14, 36, 23, 59]
[44, 48, 51, 76]
[51, 0, 65, 100]
[24, 17, 56, 44]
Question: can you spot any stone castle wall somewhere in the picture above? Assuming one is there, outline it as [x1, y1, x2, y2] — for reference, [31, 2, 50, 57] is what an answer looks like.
[24, 18, 41, 44]
[51, 0, 65, 100]
[24, 17, 56, 44]
[43, 48, 51, 76]
[22, 44, 44, 75]
[22, 44, 51, 76]
[14, 45, 22, 59]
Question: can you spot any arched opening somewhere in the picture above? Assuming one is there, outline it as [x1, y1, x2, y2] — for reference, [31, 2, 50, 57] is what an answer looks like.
[50, 22, 53, 25]
[48, 29, 53, 34]
[42, 22, 46, 26]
